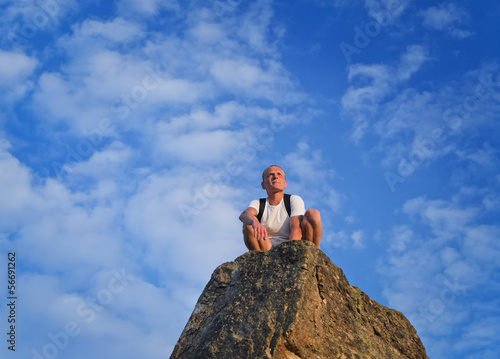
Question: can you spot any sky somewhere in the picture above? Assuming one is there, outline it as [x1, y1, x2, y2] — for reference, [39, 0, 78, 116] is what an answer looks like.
[0, 0, 499, 358]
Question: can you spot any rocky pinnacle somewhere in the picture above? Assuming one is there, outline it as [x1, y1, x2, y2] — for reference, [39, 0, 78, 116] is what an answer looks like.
[170, 240, 428, 359]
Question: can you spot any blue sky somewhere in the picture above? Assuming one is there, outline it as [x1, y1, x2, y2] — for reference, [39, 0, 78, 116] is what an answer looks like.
[0, 0, 499, 358]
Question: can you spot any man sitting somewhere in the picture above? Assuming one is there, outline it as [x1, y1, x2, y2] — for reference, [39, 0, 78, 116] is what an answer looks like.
[239, 165, 323, 251]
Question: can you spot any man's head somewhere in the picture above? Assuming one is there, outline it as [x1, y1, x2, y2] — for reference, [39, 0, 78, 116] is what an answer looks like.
[262, 165, 286, 180]
[261, 165, 287, 192]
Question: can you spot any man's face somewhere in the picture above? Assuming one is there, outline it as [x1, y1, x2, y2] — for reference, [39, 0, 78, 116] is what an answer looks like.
[261, 166, 287, 191]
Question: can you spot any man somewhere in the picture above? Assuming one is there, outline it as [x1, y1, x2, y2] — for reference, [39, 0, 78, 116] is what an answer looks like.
[239, 165, 323, 251]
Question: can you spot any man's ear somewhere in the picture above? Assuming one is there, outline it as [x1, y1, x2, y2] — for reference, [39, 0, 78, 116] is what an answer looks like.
[284, 180, 288, 189]
[261, 181, 266, 190]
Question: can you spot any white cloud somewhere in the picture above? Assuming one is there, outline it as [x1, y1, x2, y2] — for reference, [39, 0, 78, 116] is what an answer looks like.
[19, 197, 124, 274]
[76, 17, 144, 43]
[210, 57, 294, 100]
[397, 45, 429, 80]
[211, 59, 267, 89]
[20, 270, 179, 358]
[374, 89, 446, 160]
[184, 101, 240, 129]
[156, 129, 245, 163]
[365, 0, 410, 19]
[0, 135, 246, 358]
[63, 141, 133, 179]
[33, 53, 208, 135]
[341, 45, 429, 142]
[1, 0, 78, 48]
[323, 229, 363, 249]
[117, 0, 180, 17]
[389, 224, 414, 252]
[235, 0, 279, 54]
[149, 77, 211, 104]
[0, 141, 35, 229]
[346, 59, 500, 179]
[402, 197, 480, 239]
[189, 21, 226, 43]
[0, 50, 37, 101]
[123, 169, 244, 285]
[456, 316, 500, 353]
[148, 100, 299, 172]
[283, 142, 337, 202]
[324, 230, 348, 248]
[379, 194, 500, 356]
[29, 0, 300, 141]
[351, 230, 365, 248]
[456, 143, 499, 170]
[35, 72, 86, 124]
[0, 142, 127, 275]
[420, 3, 472, 38]
[342, 64, 392, 113]
[462, 225, 500, 272]
[0, 50, 37, 82]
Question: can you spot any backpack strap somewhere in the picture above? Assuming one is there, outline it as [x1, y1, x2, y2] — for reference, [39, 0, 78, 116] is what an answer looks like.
[256, 198, 266, 222]
[256, 194, 292, 222]
[284, 193, 291, 218]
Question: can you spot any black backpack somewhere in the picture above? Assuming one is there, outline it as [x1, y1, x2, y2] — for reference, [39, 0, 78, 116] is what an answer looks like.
[256, 194, 292, 222]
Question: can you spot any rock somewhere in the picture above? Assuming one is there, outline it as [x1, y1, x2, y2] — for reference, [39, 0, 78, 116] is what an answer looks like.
[170, 240, 428, 359]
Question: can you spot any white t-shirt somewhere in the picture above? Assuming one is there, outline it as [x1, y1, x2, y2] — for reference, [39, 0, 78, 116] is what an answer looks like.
[249, 195, 306, 247]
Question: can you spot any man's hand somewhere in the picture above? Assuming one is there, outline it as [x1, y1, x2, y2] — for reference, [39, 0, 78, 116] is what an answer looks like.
[252, 219, 269, 241]
[240, 207, 269, 242]
[240, 207, 272, 251]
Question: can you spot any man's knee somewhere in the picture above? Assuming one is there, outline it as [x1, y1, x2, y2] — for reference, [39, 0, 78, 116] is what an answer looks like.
[305, 208, 321, 224]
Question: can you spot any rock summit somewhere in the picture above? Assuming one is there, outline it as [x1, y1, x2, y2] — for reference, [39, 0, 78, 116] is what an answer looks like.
[170, 240, 428, 359]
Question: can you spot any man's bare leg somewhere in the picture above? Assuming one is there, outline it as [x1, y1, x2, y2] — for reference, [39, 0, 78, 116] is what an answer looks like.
[300, 209, 323, 248]
[243, 225, 273, 251]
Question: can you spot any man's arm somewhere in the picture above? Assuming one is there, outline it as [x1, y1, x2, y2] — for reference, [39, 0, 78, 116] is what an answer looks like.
[289, 215, 303, 241]
[239, 207, 268, 240]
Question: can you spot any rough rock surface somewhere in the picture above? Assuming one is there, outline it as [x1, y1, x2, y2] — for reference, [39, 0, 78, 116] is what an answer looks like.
[170, 240, 428, 359]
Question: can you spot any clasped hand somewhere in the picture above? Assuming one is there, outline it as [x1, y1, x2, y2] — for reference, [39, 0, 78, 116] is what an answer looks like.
[252, 220, 268, 241]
